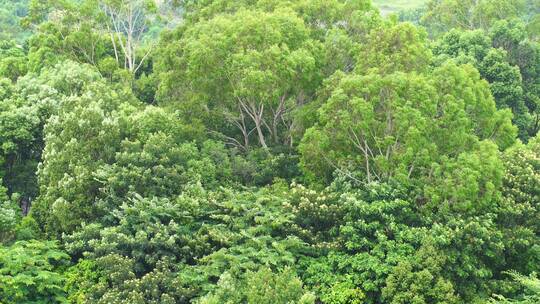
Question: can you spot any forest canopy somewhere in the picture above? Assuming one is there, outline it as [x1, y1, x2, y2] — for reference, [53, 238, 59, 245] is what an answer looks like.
[0, 0, 539, 303]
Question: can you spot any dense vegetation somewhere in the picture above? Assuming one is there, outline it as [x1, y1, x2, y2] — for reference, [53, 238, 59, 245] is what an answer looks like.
[0, 0, 539, 303]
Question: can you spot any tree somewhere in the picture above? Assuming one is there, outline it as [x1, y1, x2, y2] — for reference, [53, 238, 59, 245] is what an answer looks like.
[489, 19, 540, 137]
[200, 267, 315, 304]
[61, 183, 306, 303]
[354, 21, 432, 74]
[0, 78, 40, 205]
[289, 182, 423, 303]
[490, 272, 540, 304]
[299, 62, 515, 189]
[422, 0, 527, 35]
[157, 0, 386, 149]
[496, 136, 540, 278]
[424, 216, 506, 300]
[0, 240, 69, 303]
[157, 8, 322, 150]
[382, 245, 459, 304]
[98, 0, 157, 73]
[0, 40, 28, 81]
[0, 60, 105, 211]
[433, 28, 535, 140]
[25, 0, 159, 79]
[0, 200, 20, 243]
[30, 67, 134, 234]
[31, 64, 231, 235]
[180, 0, 377, 31]
[0, 0, 31, 42]
[25, 0, 112, 72]
[63, 195, 202, 303]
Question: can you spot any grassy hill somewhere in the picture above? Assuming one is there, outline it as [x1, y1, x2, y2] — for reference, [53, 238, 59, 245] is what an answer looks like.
[372, 0, 427, 15]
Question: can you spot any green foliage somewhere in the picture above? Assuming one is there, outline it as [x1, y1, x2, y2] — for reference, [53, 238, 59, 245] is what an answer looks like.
[181, 0, 376, 26]
[299, 61, 515, 202]
[62, 194, 206, 303]
[157, 7, 323, 149]
[63, 192, 210, 268]
[425, 216, 505, 300]
[0, 60, 115, 214]
[0, 200, 20, 243]
[0, 1, 538, 303]
[496, 136, 540, 280]
[157, 0, 384, 150]
[490, 272, 540, 304]
[0, 77, 40, 203]
[176, 185, 305, 296]
[319, 281, 365, 304]
[200, 267, 315, 304]
[422, 0, 527, 34]
[0, 0, 30, 42]
[354, 21, 432, 74]
[293, 183, 423, 303]
[65, 252, 190, 304]
[230, 148, 301, 186]
[61, 184, 306, 302]
[432, 26, 538, 140]
[0, 189, 40, 245]
[32, 81, 221, 235]
[0, 240, 69, 303]
[500, 137, 540, 228]
[382, 245, 459, 304]
[0, 40, 28, 81]
[31, 78, 133, 235]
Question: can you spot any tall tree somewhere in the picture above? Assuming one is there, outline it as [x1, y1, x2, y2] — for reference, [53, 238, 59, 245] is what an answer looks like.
[98, 0, 157, 73]
[299, 62, 516, 196]
[433, 25, 539, 139]
[157, 8, 322, 150]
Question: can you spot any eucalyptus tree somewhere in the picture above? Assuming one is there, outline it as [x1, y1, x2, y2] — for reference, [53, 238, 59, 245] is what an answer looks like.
[158, 8, 323, 150]
[299, 61, 516, 211]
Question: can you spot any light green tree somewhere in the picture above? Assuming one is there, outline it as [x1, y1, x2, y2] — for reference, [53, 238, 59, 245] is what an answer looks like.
[299, 62, 515, 190]
[158, 8, 322, 149]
